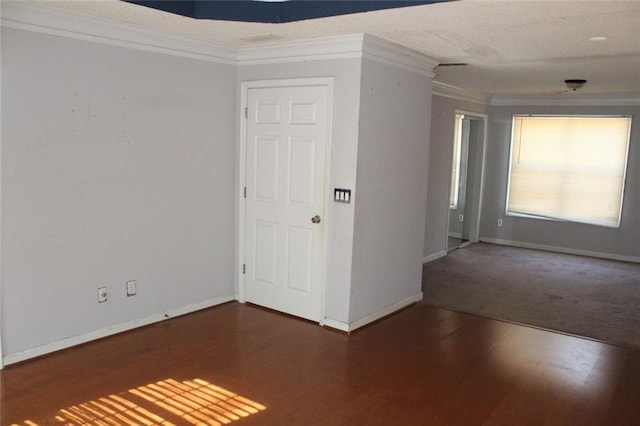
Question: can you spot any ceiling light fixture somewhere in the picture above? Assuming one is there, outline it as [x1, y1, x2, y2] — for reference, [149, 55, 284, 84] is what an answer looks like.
[565, 79, 587, 91]
[588, 36, 608, 42]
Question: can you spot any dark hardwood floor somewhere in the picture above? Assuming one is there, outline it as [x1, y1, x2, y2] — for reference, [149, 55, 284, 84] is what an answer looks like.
[2, 301, 639, 425]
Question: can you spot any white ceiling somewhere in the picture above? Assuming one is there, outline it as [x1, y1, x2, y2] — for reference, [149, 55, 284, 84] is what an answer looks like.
[31, 0, 640, 97]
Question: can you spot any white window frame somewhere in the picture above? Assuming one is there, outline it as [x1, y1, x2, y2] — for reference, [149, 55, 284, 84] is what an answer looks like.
[505, 114, 632, 228]
[449, 113, 464, 209]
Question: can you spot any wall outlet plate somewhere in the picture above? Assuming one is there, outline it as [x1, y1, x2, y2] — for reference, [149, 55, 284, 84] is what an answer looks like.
[126, 280, 137, 296]
[98, 287, 108, 303]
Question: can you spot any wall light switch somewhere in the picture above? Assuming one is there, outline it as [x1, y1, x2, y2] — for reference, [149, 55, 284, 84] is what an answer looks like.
[334, 188, 351, 203]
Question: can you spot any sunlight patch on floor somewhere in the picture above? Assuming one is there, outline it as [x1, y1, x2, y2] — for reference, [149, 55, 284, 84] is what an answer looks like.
[11, 378, 266, 425]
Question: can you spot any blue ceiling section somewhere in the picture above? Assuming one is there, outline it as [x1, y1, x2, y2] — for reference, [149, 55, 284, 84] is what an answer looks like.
[123, 1, 451, 23]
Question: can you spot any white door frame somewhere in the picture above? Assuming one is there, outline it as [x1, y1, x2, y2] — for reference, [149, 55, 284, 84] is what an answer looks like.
[0, 126, 3, 369]
[445, 110, 488, 250]
[237, 77, 334, 324]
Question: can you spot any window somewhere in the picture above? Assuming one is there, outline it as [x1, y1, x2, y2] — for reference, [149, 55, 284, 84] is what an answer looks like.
[506, 115, 632, 227]
[450, 114, 464, 208]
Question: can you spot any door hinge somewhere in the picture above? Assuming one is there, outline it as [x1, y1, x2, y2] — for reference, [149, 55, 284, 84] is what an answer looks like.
[242, 264, 246, 274]
[244, 107, 248, 119]
[243, 187, 247, 198]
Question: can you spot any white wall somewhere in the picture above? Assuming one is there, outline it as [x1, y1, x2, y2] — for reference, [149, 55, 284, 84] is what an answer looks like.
[423, 95, 488, 259]
[1, 27, 237, 358]
[349, 58, 432, 322]
[480, 104, 640, 261]
[1, 9, 439, 359]
[237, 59, 362, 324]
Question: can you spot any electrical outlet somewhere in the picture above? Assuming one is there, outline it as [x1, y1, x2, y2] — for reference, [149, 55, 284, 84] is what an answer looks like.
[126, 280, 137, 297]
[497, 218, 503, 227]
[459, 214, 464, 222]
[98, 287, 108, 303]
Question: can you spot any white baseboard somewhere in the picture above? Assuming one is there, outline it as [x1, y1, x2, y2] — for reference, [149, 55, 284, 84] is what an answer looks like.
[480, 238, 640, 264]
[3, 295, 235, 367]
[323, 292, 423, 333]
[423, 250, 447, 264]
[322, 318, 350, 333]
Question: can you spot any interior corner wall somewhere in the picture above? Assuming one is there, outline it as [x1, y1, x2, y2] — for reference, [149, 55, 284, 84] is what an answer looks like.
[349, 58, 432, 323]
[1, 27, 237, 358]
[481, 104, 640, 260]
[237, 58, 362, 324]
[423, 95, 488, 259]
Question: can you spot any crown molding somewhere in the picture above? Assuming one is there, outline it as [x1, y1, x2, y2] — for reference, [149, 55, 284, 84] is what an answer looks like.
[237, 33, 365, 65]
[432, 81, 489, 104]
[0, 2, 440, 77]
[490, 93, 640, 106]
[238, 33, 439, 76]
[361, 34, 438, 77]
[0, 1, 237, 64]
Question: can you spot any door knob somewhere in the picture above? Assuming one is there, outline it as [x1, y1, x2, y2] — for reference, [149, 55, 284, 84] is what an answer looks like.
[311, 215, 321, 224]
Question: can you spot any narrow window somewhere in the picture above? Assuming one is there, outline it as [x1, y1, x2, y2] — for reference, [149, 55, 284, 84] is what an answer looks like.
[450, 113, 464, 208]
[506, 115, 632, 227]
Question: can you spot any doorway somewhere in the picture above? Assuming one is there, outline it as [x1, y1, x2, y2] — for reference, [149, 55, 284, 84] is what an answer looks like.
[239, 78, 333, 323]
[447, 111, 487, 252]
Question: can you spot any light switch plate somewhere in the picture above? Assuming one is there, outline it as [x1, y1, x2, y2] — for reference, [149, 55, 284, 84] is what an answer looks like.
[334, 188, 351, 203]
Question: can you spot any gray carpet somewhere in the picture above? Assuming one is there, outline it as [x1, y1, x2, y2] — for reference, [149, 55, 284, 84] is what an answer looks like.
[422, 243, 640, 348]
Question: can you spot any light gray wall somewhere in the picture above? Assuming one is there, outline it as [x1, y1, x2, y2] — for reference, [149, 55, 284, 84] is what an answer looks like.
[423, 95, 488, 258]
[481, 104, 640, 259]
[1, 28, 237, 356]
[238, 59, 362, 323]
[350, 58, 432, 322]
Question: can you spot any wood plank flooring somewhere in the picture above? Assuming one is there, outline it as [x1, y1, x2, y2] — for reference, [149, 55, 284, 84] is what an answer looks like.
[2, 301, 639, 425]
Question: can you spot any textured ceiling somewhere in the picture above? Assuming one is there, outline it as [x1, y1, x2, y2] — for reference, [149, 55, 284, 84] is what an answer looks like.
[30, 0, 640, 97]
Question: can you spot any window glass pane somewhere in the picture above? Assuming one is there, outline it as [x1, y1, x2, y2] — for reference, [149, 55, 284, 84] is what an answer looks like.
[507, 116, 631, 227]
[450, 114, 463, 208]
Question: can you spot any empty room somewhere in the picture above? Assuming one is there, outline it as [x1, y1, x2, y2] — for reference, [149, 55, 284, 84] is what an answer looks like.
[1, 1, 639, 424]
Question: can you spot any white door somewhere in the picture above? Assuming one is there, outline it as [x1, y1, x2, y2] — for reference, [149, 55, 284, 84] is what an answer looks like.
[244, 83, 330, 322]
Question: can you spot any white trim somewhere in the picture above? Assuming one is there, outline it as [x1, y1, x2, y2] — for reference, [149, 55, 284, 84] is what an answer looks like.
[238, 77, 334, 323]
[239, 77, 337, 90]
[323, 292, 423, 333]
[238, 34, 365, 65]
[322, 318, 350, 333]
[443, 110, 488, 253]
[237, 82, 249, 304]
[423, 251, 447, 264]
[432, 81, 488, 105]
[319, 80, 335, 326]
[2, 295, 235, 366]
[457, 240, 473, 249]
[460, 110, 489, 244]
[0, 1, 237, 64]
[0, 31, 3, 367]
[490, 93, 640, 106]
[238, 33, 439, 76]
[361, 34, 438, 77]
[480, 238, 640, 264]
